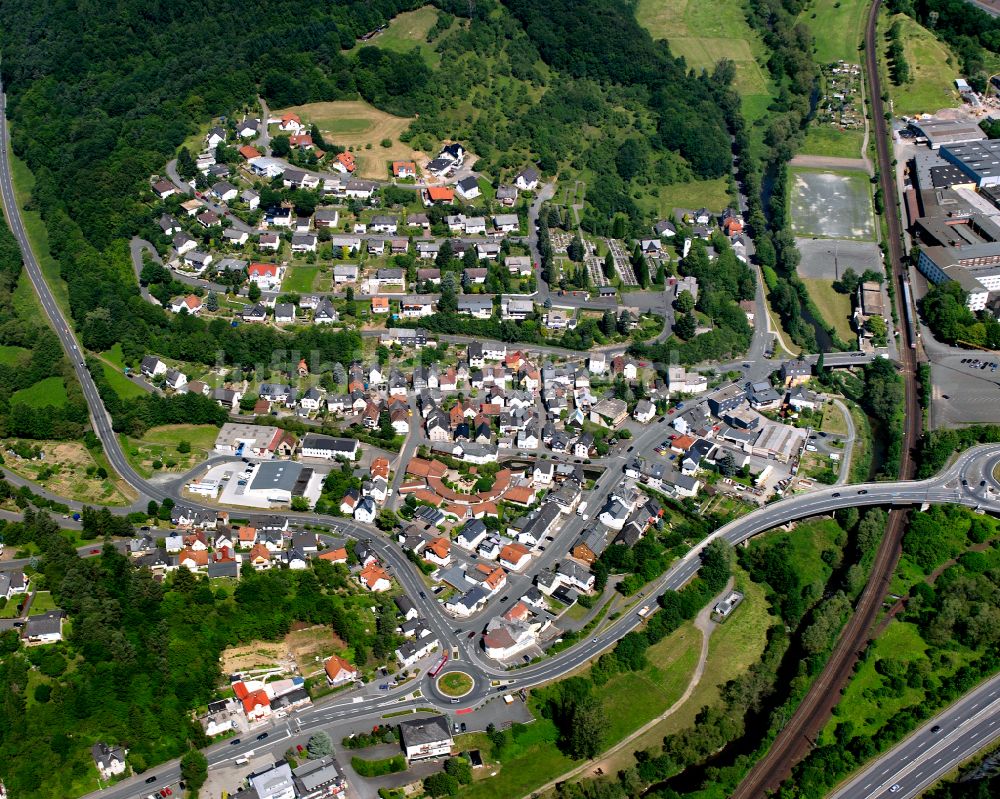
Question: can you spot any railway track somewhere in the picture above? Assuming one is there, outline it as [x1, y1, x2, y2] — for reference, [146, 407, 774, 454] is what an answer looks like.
[731, 1, 920, 795]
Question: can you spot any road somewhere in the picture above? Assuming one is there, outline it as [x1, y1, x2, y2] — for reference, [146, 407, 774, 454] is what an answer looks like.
[831, 673, 1000, 799]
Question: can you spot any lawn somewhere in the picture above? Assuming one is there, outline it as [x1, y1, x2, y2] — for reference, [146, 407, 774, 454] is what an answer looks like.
[644, 177, 733, 218]
[28, 591, 56, 616]
[0, 344, 29, 366]
[349, 5, 445, 67]
[11, 376, 68, 408]
[7, 150, 70, 318]
[99, 359, 147, 400]
[800, 0, 869, 63]
[886, 13, 959, 117]
[751, 518, 844, 590]
[801, 278, 856, 342]
[437, 672, 473, 697]
[277, 100, 420, 179]
[636, 0, 774, 117]
[282, 266, 320, 294]
[800, 126, 864, 160]
[820, 401, 850, 436]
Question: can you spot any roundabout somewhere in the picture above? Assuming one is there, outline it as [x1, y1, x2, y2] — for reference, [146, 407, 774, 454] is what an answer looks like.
[436, 670, 474, 698]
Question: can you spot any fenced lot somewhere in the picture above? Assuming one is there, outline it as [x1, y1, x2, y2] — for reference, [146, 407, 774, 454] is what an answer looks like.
[790, 169, 874, 241]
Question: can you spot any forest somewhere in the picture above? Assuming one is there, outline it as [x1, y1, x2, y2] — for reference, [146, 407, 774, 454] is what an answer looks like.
[0, 508, 401, 799]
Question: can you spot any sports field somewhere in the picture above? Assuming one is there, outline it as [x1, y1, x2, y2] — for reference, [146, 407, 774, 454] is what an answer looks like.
[790, 169, 874, 240]
[636, 0, 773, 120]
[277, 101, 422, 179]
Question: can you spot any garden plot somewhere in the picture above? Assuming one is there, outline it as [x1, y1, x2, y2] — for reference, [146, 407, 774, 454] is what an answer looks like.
[790, 170, 874, 241]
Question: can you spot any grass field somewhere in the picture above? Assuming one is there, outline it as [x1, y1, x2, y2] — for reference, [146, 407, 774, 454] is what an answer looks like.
[278, 101, 421, 179]
[802, 277, 856, 342]
[7, 151, 70, 319]
[101, 361, 146, 399]
[125, 424, 220, 477]
[455, 614, 703, 799]
[886, 13, 959, 116]
[1, 439, 130, 505]
[800, 0, 869, 64]
[0, 345, 29, 366]
[350, 6, 445, 67]
[820, 619, 977, 746]
[645, 177, 733, 217]
[800, 126, 865, 159]
[282, 266, 320, 294]
[11, 376, 68, 408]
[636, 0, 774, 119]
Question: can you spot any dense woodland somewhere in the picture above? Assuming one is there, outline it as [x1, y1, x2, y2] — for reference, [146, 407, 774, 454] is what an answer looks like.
[0, 509, 402, 799]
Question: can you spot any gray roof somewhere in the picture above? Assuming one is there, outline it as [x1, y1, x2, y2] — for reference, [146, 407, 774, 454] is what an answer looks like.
[249, 461, 303, 493]
[26, 609, 62, 637]
[399, 715, 452, 747]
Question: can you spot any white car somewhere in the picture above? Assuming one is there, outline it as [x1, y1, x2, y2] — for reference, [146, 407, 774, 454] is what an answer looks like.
[889, 786, 901, 794]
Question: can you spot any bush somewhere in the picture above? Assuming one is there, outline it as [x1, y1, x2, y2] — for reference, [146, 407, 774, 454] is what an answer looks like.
[380, 138, 393, 148]
[351, 754, 406, 777]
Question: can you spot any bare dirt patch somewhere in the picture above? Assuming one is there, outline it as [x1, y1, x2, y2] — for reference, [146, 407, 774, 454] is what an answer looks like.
[220, 625, 349, 678]
[276, 101, 425, 179]
[2, 439, 130, 505]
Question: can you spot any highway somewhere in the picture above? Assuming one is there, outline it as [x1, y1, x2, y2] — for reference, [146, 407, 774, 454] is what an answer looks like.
[831, 674, 1000, 799]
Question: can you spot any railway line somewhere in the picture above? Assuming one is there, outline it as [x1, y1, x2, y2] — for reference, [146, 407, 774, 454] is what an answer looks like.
[731, 1, 921, 795]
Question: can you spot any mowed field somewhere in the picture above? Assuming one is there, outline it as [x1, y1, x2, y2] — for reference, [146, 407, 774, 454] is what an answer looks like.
[636, 0, 773, 121]
[277, 101, 423, 179]
[800, 0, 869, 64]
[886, 13, 959, 116]
[349, 5, 444, 67]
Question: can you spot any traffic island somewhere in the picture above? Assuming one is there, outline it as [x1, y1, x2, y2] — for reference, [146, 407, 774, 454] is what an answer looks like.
[436, 671, 473, 698]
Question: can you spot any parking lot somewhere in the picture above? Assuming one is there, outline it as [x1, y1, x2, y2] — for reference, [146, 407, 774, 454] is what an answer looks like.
[795, 238, 883, 280]
[931, 354, 1000, 428]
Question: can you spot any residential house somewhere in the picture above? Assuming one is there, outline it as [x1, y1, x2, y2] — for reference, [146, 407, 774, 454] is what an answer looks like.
[515, 167, 540, 191]
[324, 655, 359, 686]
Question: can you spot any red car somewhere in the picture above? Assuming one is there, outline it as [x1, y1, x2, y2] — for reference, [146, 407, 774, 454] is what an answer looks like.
[297, 744, 304, 753]
[89, 549, 100, 555]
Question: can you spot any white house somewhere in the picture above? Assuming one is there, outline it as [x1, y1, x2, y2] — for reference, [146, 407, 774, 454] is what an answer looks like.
[455, 176, 481, 201]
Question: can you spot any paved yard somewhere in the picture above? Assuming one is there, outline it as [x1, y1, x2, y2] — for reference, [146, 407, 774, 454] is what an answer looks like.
[795, 238, 882, 280]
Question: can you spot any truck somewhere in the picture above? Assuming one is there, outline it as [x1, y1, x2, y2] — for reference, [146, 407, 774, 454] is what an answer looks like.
[637, 605, 651, 619]
[235, 751, 254, 765]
